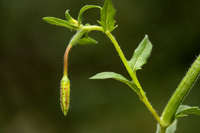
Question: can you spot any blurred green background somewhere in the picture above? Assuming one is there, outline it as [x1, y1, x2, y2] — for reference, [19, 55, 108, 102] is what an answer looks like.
[1, 0, 200, 133]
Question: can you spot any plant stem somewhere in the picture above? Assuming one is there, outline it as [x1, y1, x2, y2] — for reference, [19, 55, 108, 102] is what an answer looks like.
[160, 127, 166, 133]
[69, 29, 86, 46]
[105, 31, 162, 125]
[74, 25, 162, 125]
[82, 25, 103, 32]
[64, 44, 72, 76]
[161, 55, 200, 127]
[63, 29, 86, 76]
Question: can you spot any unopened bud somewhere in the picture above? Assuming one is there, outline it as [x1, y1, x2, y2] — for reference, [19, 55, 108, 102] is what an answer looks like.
[60, 75, 70, 116]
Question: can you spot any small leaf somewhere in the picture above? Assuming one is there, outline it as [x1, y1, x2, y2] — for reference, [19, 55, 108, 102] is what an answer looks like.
[65, 9, 77, 24]
[129, 35, 153, 71]
[90, 72, 140, 94]
[100, 0, 116, 32]
[78, 37, 98, 45]
[156, 120, 177, 133]
[90, 72, 128, 82]
[65, 10, 73, 21]
[43, 17, 78, 30]
[78, 5, 102, 25]
[176, 105, 200, 118]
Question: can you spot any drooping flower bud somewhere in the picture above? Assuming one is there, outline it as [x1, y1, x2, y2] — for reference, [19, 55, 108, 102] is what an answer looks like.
[60, 75, 70, 116]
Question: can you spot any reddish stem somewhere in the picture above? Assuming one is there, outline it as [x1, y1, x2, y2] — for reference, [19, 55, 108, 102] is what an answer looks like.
[64, 44, 72, 75]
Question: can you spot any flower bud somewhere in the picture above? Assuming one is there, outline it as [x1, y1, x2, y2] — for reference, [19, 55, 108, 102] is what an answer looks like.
[60, 75, 70, 116]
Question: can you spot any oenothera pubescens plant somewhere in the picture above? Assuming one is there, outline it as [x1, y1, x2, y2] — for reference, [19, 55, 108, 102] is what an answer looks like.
[43, 0, 200, 132]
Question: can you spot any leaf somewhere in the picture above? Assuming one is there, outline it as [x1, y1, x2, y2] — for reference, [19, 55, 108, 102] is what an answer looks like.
[156, 120, 177, 133]
[78, 37, 98, 45]
[100, 0, 116, 32]
[78, 5, 102, 25]
[176, 105, 200, 118]
[90, 72, 129, 83]
[43, 17, 78, 30]
[90, 72, 140, 94]
[65, 9, 77, 24]
[65, 10, 73, 21]
[129, 35, 153, 71]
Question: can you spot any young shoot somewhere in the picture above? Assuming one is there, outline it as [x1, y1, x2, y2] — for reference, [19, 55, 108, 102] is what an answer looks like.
[43, 0, 200, 132]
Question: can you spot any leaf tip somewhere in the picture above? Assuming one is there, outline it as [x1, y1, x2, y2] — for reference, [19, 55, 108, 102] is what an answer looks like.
[89, 75, 96, 80]
[42, 17, 48, 21]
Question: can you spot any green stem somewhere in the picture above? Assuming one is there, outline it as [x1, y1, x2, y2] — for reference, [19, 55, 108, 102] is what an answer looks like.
[105, 31, 162, 125]
[69, 29, 86, 46]
[160, 126, 166, 133]
[161, 55, 200, 127]
[68, 25, 162, 125]
[82, 25, 103, 32]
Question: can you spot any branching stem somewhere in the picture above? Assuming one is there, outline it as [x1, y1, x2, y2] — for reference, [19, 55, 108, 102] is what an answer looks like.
[105, 31, 162, 126]
[62, 24, 200, 133]
[67, 25, 162, 125]
[63, 24, 200, 132]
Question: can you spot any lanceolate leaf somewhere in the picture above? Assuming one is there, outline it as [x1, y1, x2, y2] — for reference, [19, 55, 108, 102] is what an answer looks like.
[78, 37, 98, 45]
[156, 120, 177, 133]
[43, 17, 78, 30]
[90, 72, 140, 94]
[176, 105, 200, 118]
[90, 72, 129, 83]
[100, 0, 116, 32]
[78, 5, 102, 25]
[129, 35, 153, 71]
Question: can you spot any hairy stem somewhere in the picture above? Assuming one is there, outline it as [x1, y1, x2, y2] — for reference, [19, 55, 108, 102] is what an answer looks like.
[161, 55, 200, 127]
[105, 31, 162, 125]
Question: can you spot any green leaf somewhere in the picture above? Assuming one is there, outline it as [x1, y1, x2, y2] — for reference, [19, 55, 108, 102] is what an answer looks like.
[176, 105, 200, 118]
[65, 10, 73, 21]
[129, 35, 153, 71]
[156, 120, 177, 133]
[78, 37, 98, 45]
[65, 10, 77, 23]
[90, 72, 140, 94]
[43, 17, 78, 30]
[100, 0, 116, 32]
[78, 5, 102, 25]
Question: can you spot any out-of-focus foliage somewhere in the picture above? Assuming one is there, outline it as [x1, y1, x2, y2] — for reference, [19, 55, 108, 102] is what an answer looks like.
[1, 0, 200, 133]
